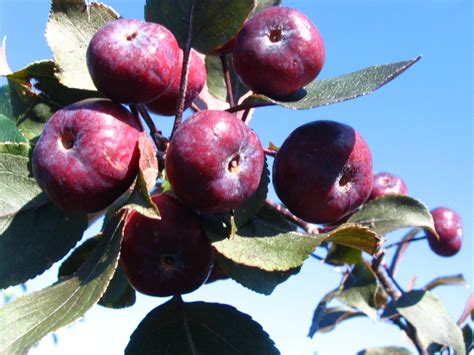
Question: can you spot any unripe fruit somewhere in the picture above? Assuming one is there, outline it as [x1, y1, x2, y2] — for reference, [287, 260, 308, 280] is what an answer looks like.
[146, 49, 206, 116]
[233, 6, 325, 98]
[165, 110, 264, 213]
[427, 207, 463, 257]
[273, 120, 373, 224]
[32, 98, 141, 213]
[87, 18, 179, 104]
[369, 172, 408, 200]
[121, 194, 214, 297]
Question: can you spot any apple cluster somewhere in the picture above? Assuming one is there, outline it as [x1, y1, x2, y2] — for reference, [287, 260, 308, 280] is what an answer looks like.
[31, 5, 463, 298]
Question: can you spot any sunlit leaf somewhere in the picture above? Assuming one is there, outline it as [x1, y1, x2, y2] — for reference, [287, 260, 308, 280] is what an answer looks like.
[45, 0, 119, 90]
[230, 57, 421, 111]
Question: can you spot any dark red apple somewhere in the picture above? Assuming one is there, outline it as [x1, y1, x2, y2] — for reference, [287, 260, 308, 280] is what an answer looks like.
[165, 110, 264, 213]
[146, 49, 206, 116]
[232, 6, 325, 97]
[32, 98, 141, 213]
[120, 193, 214, 297]
[369, 172, 408, 200]
[427, 207, 463, 257]
[272, 120, 373, 224]
[87, 18, 179, 104]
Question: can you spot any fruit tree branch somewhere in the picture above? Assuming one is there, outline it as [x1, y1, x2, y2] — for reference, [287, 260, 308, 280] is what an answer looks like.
[171, 0, 196, 137]
[220, 55, 235, 108]
[264, 198, 321, 234]
[372, 251, 427, 355]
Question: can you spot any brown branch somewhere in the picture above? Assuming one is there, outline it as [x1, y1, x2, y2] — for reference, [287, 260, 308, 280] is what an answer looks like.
[372, 251, 427, 355]
[171, 0, 196, 137]
[264, 198, 321, 234]
[190, 102, 201, 113]
[136, 105, 168, 153]
[220, 55, 235, 108]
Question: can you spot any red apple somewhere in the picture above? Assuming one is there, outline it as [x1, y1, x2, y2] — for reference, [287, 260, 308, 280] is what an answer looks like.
[427, 207, 463, 257]
[233, 6, 325, 97]
[165, 110, 264, 213]
[273, 120, 373, 224]
[121, 193, 214, 297]
[87, 18, 179, 104]
[32, 98, 141, 213]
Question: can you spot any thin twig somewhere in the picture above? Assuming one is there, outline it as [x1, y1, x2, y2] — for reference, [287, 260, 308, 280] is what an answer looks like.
[129, 105, 145, 132]
[263, 148, 276, 157]
[171, 0, 196, 137]
[136, 105, 169, 153]
[372, 251, 427, 355]
[190, 102, 201, 113]
[264, 198, 321, 234]
[220, 55, 235, 108]
[389, 228, 421, 277]
[241, 107, 252, 124]
[384, 236, 427, 250]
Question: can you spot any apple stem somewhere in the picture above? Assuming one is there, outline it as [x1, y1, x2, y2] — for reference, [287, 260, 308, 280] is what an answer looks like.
[227, 99, 267, 113]
[389, 228, 421, 277]
[136, 104, 168, 153]
[241, 107, 251, 124]
[171, 0, 196, 138]
[264, 198, 321, 234]
[263, 148, 276, 157]
[190, 102, 201, 113]
[372, 251, 427, 355]
[220, 55, 235, 108]
[129, 105, 145, 132]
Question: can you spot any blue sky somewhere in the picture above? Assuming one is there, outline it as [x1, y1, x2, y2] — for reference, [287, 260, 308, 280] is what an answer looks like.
[1, 0, 472, 354]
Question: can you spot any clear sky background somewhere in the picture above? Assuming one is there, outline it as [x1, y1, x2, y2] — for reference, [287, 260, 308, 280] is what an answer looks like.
[0, 0, 472, 354]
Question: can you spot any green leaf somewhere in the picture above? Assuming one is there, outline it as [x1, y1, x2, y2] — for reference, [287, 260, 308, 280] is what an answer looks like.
[207, 215, 318, 272]
[462, 325, 473, 354]
[308, 288, 340, 338]
[8, 80, 55, 142]
[0, 196, 87, 289]
[0, 85, 13, 118]
[314, 307, 366, 334]
[337, 262, 378, 320]
[393, 290, 465, 354]
[45, 0, 119, 90]
[125, 298, 279, 354]
[0, 212, 126, 354]
[207, 206, 381, 272]
[347, 195, 436, 236]
[230, 57, 421, 111]
[58, 236, 135, 309]
[234, 157, 269, 227]
[326, 223, 382, 255]
[121, 132, 160, 219]
[0, 115, 27, 143]
[324, 244, 363, 266]
[6, 60, 101, 107]
[216, 254, 299, 295]
[0, 142, 88, 287]
[145, 0, 256, 54]
[357, 347, 412, 355]
[252, 0, 280, 15]
[423, 274, 466, 291]
[122, 171, 159, 219]
[205, 55, 249, 103]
